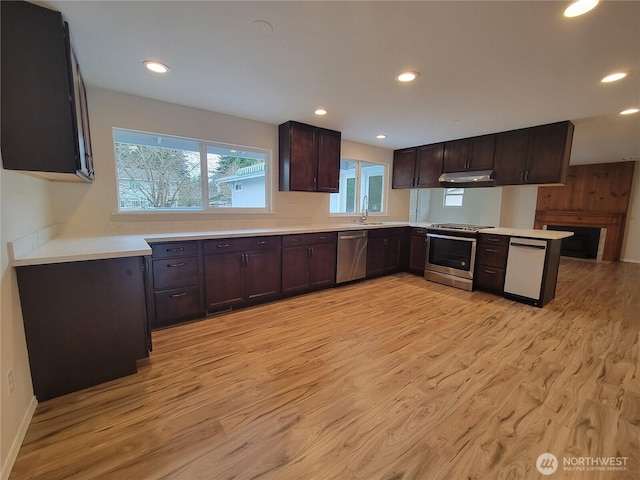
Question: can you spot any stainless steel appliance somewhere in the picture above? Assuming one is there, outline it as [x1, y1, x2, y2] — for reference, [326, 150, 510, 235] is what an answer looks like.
[424, 223, 492, 291]
[336, 231, 368, 283]
[504, 237, 548, 304]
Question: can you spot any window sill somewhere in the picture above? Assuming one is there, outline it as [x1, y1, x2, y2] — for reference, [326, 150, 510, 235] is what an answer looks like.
[111, 210, 277, 222]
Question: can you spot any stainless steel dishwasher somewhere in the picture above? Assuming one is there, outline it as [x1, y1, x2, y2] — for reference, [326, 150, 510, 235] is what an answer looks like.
[336, 231, 368, 283]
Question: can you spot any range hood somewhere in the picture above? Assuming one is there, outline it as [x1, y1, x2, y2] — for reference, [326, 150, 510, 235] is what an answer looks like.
[439, 170, 495, 187]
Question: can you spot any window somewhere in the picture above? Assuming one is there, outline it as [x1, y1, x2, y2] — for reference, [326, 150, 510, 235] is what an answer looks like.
[443, 188, 464, 207]
[330, 159, 387, 214]
[114, 129, 270, 212]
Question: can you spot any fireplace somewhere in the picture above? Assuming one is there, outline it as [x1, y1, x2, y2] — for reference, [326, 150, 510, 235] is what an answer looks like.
[546, 225, 602, 259]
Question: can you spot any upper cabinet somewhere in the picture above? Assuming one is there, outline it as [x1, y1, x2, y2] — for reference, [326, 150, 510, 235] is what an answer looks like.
[442, 134, 495, 173]
[279, 121, 341, 192]
[1, 1, 94, 182]
[494, 121, 574, 186]
[392, 143, 443, 189]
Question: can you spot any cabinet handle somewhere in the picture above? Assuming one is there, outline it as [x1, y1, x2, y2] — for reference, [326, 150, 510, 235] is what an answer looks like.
[524, 170, 529, 182]
[217, 243, 231, 249]
[520, 170, 524, 183]
[291, 238, 300, 243]
[414, 176, 418, 186]
[485, 248, 498, 253]
[257, 241, 269, 245]
[241, 254, 247, 267]
[483, 269, 496, 275]
[319, 236, 328, 240]
[486, 237, 500, 242]
[167, 262, 186, 267]
[308, 246, 313, 258]
[166, 247, 184, 252]
[169, 292, 187, 298]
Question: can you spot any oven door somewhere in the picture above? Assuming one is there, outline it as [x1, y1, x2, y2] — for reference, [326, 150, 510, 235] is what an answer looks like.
[425, 233, 477, 280]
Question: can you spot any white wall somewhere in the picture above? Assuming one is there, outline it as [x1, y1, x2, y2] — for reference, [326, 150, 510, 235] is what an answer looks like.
[498, 185, 539, 229]
[1, 168, 52, 478]
[50, 88, 409, 236]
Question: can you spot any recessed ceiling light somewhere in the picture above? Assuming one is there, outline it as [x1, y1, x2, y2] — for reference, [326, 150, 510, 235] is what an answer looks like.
[314, 108, 327, 116]
[620, 108, 639, 115]
[396, 71, 419, 83]
[564, 0, 599, 17]
[376, 134, 387, 139]
[143, 61, 170, 74]
[601, 71, 628, 83]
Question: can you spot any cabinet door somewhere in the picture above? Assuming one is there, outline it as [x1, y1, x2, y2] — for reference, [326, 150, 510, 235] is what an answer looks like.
[366, 237, 385, 277]
[408, 234, 427, 274]
[468, 134, 496, 170]
[316, 129, 340, 192]
[244, 249, 281, 301]
[526, 122, 573, 184]
[382, 236, 401, 272]
[204, 253, 244, 310]
[289, 122, 317, 191]
[443, 139, 470, 172]
[282, 246, 311, 294]
[494, 129, 530, 185]
[309, 242, 336, 288]
[415, 143, 444, 188]
[392, 148, 417, 188]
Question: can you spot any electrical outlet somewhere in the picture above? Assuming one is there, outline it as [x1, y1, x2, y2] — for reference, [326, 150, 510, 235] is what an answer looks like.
[7, 369, 14, 394]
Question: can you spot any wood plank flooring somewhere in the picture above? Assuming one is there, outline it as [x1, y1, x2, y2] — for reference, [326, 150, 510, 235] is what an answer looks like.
[9, 258, 640, 480]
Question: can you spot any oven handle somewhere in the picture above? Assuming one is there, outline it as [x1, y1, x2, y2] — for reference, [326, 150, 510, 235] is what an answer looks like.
[426, 233, 477, 242]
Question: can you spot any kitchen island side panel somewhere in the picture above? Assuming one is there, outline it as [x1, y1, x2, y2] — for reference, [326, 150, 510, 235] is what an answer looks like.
[16, 256, 148, 401]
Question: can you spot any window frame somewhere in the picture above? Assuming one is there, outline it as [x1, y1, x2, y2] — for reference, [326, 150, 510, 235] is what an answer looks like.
[329, 157, 388, 217]
[443, 187, 465, 207]
[112, 128, 272, 214]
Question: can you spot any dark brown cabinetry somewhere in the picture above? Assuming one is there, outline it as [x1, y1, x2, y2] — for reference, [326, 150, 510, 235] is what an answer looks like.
[392, 144, 444, 189]
[474, 234, 509, 293]
[148, 241, 204, 328]
[442, 135, 495, 173]
[407, 227, 427, 275]
[16, 257, 148, 401]
[282, 232, 337, 294]
[367, 228, 403, 277]
[494, 121, 574, 186]
[279, 121, 341, 192]
[1, 1, 93, 182]
[204, 236, 281, 313]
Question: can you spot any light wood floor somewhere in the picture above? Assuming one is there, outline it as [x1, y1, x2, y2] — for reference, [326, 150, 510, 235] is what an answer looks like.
[10, 258, 640, 480]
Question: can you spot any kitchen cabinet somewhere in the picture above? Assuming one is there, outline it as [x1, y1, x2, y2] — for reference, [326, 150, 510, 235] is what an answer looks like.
[1, 0, 93, 182]
[366, 228, 403, 277]
[392, 143, 444, 189]
[407, 227, 427, 275]
[204, 236, 281, 313]
[494, 121, 574, 186]
[474, 233, 509, 293]
[15, 257, 148, 401]
[279, 121, 341, 192]
[442, 135, 495, 173]
[282, 232, 337, 294]
[148, 241, 204, 328]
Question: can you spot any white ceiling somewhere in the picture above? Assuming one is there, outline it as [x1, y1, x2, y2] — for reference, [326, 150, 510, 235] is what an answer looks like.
[42, 0, 640, 165]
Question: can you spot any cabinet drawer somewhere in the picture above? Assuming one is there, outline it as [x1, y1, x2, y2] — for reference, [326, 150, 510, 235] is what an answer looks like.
[151, 241, 199, 259]
[478, 233, 509, 247]
[475, 266, 506, 293]
[477, 245, 508, 269]
[367, 227, 403, 239]
[154, 285, 202, 324]
[153, 256, 200, 290]
[411, 228, 426, 237]
[204, 236, 281, 255]
[282, 232, 336, 247]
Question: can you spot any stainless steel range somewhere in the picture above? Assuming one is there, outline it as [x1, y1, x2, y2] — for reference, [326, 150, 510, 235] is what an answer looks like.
[425, 223, 493, 291]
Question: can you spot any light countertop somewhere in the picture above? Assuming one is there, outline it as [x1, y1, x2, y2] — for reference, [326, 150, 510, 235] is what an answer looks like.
[10, 222, 572, 267]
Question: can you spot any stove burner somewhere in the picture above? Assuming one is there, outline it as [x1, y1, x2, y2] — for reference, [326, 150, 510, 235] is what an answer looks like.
[428, 223, 494, 233]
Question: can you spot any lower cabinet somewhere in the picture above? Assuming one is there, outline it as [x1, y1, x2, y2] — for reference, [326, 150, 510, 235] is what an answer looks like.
[367, 228, 403, 278]
[16, 257, 149, 401]
[282, 232, 337, 294]
[204, 236, 281, 313]
[407, 227, 427, 275]
[474, 233, 509, 293]
[149, 240, 204, 328]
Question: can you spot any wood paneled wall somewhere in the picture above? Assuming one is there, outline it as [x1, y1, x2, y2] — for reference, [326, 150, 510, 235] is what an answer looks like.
[536, 161, 635, 213]
[535, 161, 635, 261]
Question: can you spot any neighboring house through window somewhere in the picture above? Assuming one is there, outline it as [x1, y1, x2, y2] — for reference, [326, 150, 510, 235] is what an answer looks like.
[113, 129, 270, 212]
[330, 158, 387, 215]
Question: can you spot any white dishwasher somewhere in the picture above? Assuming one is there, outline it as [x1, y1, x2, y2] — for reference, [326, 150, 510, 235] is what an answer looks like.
[504, 237, 547, 303]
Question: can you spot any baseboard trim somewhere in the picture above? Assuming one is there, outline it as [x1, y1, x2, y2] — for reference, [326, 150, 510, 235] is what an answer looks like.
[1, 395, 37, 480]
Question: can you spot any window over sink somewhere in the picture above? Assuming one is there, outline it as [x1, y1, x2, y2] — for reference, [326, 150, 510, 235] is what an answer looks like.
[113, 128, 271, 212]
[329, 158, 387, 215]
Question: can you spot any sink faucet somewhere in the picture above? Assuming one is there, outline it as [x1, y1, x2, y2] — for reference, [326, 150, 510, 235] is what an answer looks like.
[360, 195, 368, 222]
